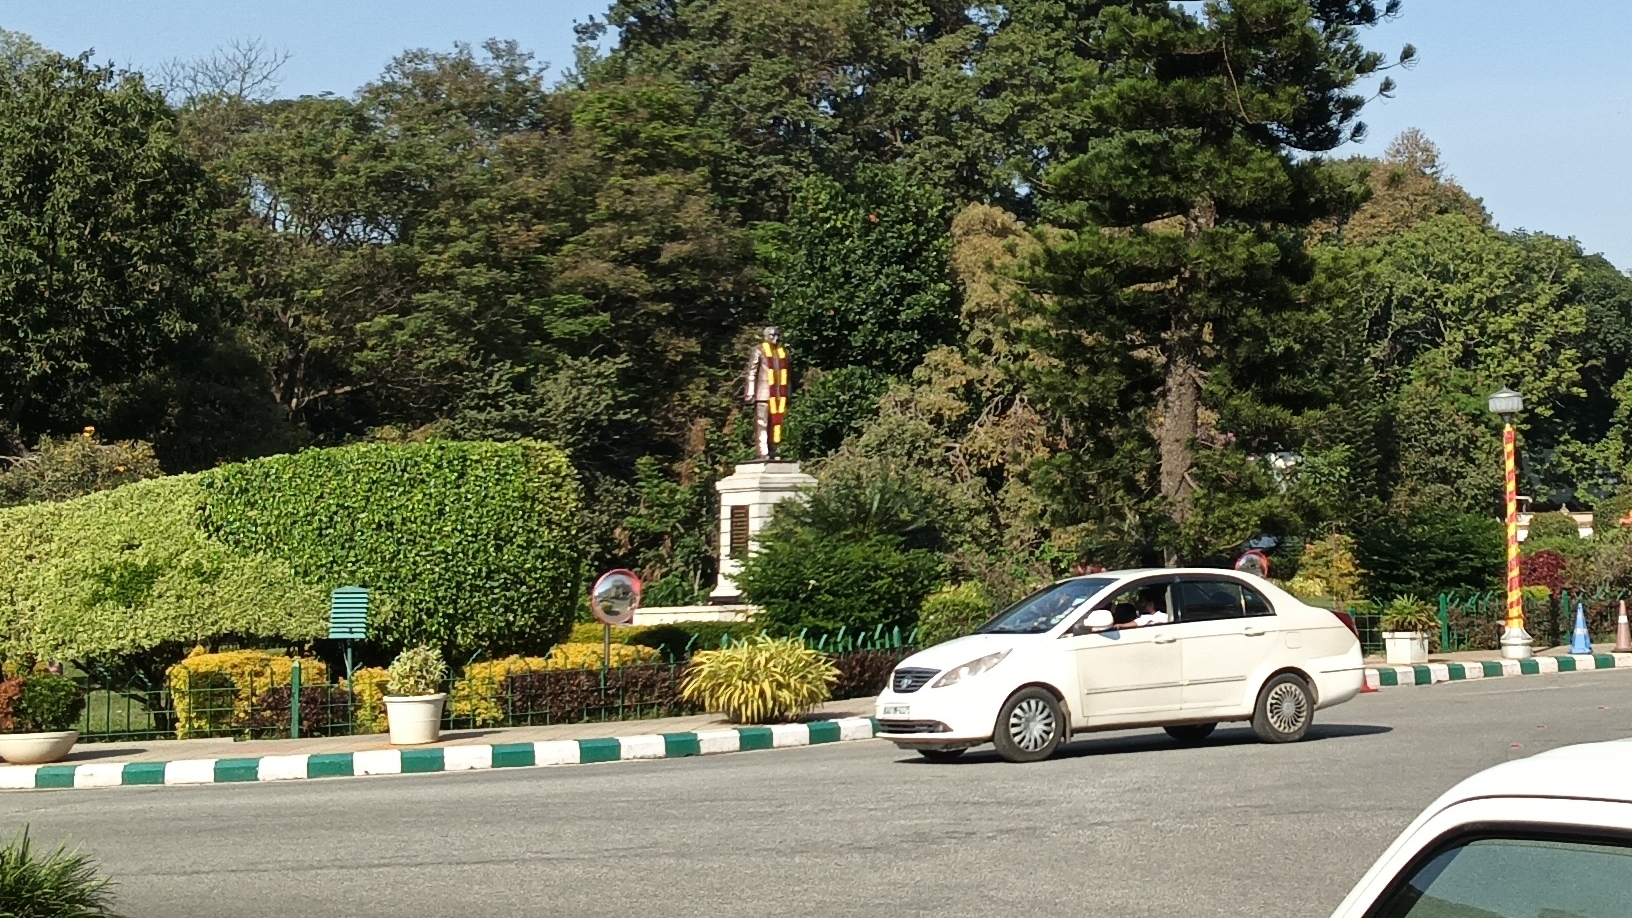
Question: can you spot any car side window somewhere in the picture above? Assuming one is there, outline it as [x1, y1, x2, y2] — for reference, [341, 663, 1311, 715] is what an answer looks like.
[1082, 580, 1172, 630]
[1175, 580, 1244, 622]
[1243, 586, 1275, 617]
[1372, 836, 1632, 918]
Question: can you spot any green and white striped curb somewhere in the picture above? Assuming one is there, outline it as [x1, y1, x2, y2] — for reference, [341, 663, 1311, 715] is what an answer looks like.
[0, 717, 880, 791]
[1365, 652, 1632, 690]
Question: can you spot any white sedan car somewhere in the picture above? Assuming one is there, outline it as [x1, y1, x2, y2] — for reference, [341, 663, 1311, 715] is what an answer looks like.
[1330, 739, 1632, 917]
[876, 568, 1364, 762]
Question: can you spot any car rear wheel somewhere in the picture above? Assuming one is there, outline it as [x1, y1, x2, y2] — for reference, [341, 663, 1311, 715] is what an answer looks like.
[1252, 673, 1313, 743]
[1164, 723, 1216, 744]
[916, 748, 967, 763]
[992, 687, 1064, 763]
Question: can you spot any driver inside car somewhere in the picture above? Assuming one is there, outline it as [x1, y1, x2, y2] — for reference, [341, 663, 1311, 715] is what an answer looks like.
[1127, 589, 1170, 627]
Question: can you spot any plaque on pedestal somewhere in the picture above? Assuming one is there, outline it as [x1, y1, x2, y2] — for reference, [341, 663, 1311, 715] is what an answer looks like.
[710, 460, 815, 603]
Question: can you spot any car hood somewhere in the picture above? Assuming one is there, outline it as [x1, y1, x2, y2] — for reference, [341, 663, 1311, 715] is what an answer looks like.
[898, 633, 1030, 671]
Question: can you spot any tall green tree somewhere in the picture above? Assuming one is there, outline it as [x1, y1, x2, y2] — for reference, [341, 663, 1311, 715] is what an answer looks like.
[764, 166, 956, 375]
[599, 0, 1104, 216]
[1026, 0, 1412, 563]
[0, 51, 218, 454]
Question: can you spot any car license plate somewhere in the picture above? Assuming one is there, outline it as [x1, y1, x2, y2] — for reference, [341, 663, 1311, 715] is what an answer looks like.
[882, 704, 910, 717]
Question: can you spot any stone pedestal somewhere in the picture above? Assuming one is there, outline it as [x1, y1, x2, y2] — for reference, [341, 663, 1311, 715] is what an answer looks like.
[710, 461, 816, 603]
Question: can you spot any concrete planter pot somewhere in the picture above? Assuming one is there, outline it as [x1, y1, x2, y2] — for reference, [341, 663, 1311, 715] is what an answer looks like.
[383, 693, 446, 746]
[0, 730, 79, 765]
[1383, 631, 1430, 666]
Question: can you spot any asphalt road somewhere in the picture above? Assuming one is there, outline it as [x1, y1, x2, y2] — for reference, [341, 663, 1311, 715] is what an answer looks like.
[5, 670, 1631, 918]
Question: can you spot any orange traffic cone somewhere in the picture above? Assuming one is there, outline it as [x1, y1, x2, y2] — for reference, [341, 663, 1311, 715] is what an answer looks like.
[1614, 600, 1631, 654]
[1360, 669, 1377, 693]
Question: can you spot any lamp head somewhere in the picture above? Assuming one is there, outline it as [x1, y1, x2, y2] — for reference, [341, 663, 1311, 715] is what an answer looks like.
[1488, 386, 1523, 418]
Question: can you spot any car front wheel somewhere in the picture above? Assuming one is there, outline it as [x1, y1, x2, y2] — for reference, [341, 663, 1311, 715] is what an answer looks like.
[1252, 673, 1313, 743]
[992, 687, 1064, 763]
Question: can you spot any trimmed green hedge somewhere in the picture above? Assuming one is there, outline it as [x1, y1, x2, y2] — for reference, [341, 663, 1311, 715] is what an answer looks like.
[0, 440, 586, 667]
[0, 475, 327, 662]
[738, 527, 944, 635]
[201, 440, 585, 658]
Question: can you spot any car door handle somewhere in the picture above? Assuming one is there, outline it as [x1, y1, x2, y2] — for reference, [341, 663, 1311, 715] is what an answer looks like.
[1244, 627, 1266, 637]
[1153, 634, 1177, 644]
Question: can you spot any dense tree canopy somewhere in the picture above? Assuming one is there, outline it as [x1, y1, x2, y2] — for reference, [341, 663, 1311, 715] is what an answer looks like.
[2, 3, 1630, 604]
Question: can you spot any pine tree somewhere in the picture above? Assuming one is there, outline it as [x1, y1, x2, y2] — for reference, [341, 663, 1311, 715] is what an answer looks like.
[1027, 0, 1413, 563]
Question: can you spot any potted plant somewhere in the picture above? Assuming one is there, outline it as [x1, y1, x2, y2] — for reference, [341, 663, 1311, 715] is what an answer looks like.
[383, 646, 447, 745]
[1380, 596, 1438, 665]
[0, 670, 86, 765]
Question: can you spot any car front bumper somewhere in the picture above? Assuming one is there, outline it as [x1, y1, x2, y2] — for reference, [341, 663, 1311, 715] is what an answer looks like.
[874, 680, 1007, 748]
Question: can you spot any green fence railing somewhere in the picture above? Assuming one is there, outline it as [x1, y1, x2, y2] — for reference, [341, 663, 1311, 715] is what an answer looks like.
[50, 638, 915, 745]
[1435, 589, 1632, 653]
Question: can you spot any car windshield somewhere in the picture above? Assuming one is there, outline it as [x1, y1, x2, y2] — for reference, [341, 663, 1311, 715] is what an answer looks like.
[976, 578, 1114, 634]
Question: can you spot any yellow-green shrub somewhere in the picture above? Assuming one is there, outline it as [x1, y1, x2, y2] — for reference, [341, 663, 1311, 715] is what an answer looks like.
[567, 622, 758, 659]
[167, 648, 328, 739]
[681, 636, 837, 724]
[201, 440, 585, 658]
[343, 667, 390, 734]
[1279, 575, 1330, 600]
[545, 642, 658, 670]
[451, 656, 550, 726]
[917, 583, 992, 645]
[450, 643, 663, 726]
[569, 622, 623, 644]
[0, 476, 328, 664]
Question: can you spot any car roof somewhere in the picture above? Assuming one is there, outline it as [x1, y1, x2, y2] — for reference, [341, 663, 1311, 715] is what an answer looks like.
[1432, 740, 1632, 807]
[1067, 568, 1266, 581]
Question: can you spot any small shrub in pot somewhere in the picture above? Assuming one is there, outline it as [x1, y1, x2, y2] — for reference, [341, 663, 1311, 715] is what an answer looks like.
[0, 672, 86, 765]
[383, 646, 448, 746]
[1379, 596, 1439, 635]
[1380, 595, 1438, 665]
[386, 645, 447, 698]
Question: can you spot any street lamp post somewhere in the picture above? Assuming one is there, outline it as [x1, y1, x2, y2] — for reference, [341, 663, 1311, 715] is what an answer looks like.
[1489, 386, 1532, 660]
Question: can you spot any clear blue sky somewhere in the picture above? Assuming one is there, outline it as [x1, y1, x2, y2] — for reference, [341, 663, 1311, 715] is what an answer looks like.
[4, 1, 1629, 269]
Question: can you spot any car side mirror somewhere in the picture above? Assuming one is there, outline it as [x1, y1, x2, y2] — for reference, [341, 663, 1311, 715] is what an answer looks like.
[1080, 608, 1114, 632]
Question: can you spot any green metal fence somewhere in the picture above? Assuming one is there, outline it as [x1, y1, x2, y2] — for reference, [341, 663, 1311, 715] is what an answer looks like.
[57, 632, 917, 745]
[1435, 589, 1632, 653]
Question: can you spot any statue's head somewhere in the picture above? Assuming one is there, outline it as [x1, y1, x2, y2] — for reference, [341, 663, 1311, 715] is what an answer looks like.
[763, 326, 782, 344]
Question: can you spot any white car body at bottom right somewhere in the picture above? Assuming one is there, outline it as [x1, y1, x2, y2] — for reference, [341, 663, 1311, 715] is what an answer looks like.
[1330, 739, 1632, 918]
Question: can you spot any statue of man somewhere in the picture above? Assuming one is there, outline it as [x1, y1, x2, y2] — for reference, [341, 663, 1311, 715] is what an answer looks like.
[745, 326, 790, 460]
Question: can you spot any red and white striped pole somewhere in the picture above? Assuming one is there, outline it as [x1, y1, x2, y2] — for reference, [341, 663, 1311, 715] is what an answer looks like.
[1499, 417, 1533, 659]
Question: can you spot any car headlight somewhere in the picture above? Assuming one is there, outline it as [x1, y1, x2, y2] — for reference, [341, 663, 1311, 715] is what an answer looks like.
[932, 650, 1010, 688]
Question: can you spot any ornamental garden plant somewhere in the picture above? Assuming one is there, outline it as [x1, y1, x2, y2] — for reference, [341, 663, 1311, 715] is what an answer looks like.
[0, 670, 87, 764]
[680, 637, 839, 724]
[0, 829, 120, 917]
[384, 646, 448, 746]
